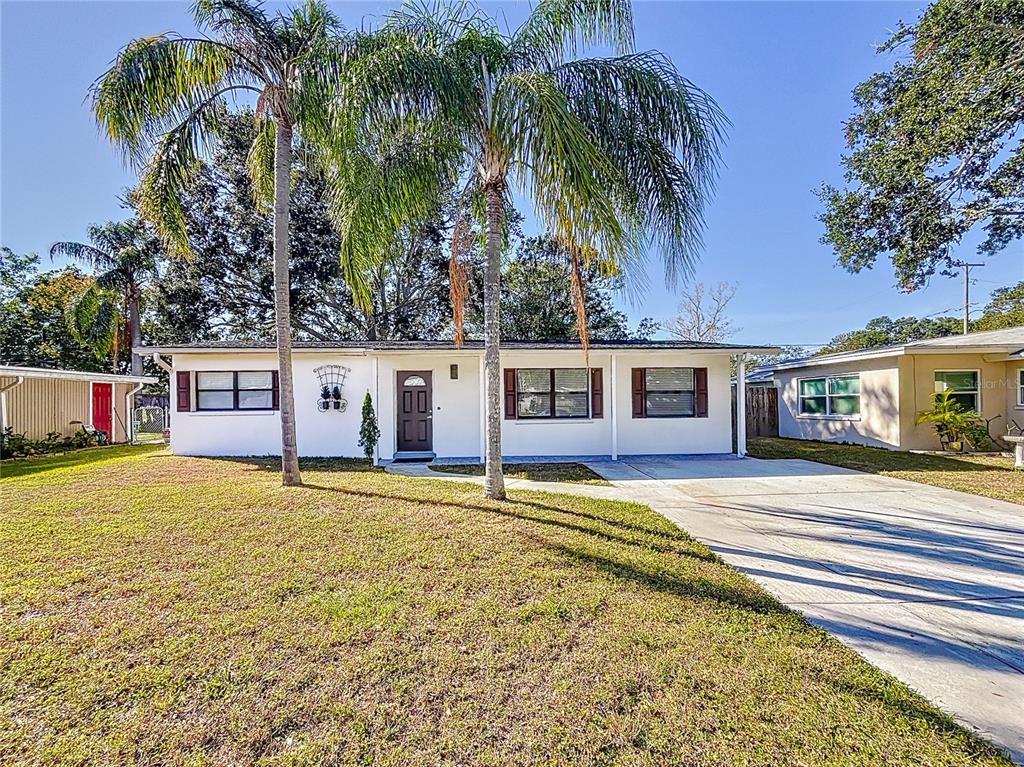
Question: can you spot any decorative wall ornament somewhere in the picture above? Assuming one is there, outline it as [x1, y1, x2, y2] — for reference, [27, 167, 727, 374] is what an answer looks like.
[314, 365, 350, 412]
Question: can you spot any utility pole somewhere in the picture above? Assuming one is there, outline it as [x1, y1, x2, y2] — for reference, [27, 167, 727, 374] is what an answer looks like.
[955, 261, 984, 334]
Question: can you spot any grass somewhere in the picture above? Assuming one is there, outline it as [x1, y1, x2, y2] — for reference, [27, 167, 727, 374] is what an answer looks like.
[430, 461, 610, 485]
[748, 437, 1023, 506]
[0, 447, 1012, 766]
[0, 443, 165, 480]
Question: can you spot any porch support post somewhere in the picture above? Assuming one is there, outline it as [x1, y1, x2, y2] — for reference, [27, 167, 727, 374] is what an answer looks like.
[735, 353, 747, 457]
[478, 354, 486, 464]
[610, 353, 618, 461]
[372, 355, 380, 465]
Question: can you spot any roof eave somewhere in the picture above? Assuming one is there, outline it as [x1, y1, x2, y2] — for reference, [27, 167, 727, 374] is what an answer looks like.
[0, 365, 157, 384]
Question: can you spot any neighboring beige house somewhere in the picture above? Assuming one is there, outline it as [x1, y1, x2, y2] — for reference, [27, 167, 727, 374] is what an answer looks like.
[0, 366, 156, 444]
[757, 327, 1024, 450]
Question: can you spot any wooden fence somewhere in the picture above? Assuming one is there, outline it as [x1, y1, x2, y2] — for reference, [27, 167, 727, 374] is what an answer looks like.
[732, 385, 779, 441]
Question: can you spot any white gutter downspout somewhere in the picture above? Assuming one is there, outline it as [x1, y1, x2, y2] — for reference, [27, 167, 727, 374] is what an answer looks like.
[610, 353, 618, 460]
[150, 353, 173, 375]
[735, 353, 747, 457]
[151, 353, 174, 437]
[125, 382, 145, 443]
[0, 375, 25, 438]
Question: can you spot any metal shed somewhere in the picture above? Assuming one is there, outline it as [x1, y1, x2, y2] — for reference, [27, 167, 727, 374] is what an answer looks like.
[0, 366, 156, 443]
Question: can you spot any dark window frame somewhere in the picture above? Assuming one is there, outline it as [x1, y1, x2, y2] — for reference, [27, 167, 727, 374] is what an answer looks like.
[196, 370, 276, 412]
[641, 367, 696, 418]
[515, 368, 590, 420]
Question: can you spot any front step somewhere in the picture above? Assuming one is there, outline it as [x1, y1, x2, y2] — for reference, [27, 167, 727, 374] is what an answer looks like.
[392, 451, 437, 462]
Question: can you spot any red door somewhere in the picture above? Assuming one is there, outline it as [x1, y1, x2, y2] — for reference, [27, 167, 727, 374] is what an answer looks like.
[92, 383, 113, 442]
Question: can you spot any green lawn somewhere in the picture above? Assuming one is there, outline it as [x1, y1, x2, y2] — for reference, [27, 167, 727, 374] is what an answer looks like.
[749, 437, 1023, 506]
[431, 461, 610, 485]
[0, 448, 1012, 766]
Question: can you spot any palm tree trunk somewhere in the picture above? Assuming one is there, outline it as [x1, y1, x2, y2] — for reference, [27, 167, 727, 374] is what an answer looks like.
[128, 290, 143, 377]
[482, 182, 506, 500]
[273, 119, 303, 487]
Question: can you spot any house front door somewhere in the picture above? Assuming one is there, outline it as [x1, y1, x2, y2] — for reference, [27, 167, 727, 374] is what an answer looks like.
[397, 371, 432, 453]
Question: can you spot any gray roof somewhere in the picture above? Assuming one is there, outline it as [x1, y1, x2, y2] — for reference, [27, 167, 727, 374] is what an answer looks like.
[138, 338, 779, 354]
[760, 325, 1024, 373]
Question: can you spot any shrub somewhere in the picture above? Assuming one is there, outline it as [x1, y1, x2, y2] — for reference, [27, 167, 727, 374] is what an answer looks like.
[1, 427, 100, 459]
[915, 390, 988, 451]
[358, 391, 380, 464]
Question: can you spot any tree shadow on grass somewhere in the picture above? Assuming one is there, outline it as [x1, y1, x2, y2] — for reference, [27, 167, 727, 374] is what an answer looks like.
[299, 481, 720, 563]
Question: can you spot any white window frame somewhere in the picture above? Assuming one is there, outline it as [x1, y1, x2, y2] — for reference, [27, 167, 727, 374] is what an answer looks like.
[1017, 369, 1024, 408]
[933, 369, 981, 413]
[797, 374, 861, 419]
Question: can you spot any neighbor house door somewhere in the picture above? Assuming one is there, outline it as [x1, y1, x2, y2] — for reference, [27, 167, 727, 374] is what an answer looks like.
[92, 383, 113, 442]
[397, 371, 432, 453]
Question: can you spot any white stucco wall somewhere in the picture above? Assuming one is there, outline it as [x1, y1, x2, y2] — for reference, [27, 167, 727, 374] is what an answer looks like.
[499, 350, 614, 458]
[168, 348, 739, 459]
[170, 351, 374, 457]
[375, 352, 482, 459]
[614, 352, 733, 456]
[775, 357, 901, 448]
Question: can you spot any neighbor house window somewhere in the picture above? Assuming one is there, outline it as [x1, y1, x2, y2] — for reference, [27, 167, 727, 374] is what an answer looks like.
[196, 371, 276, 411]
[1019, 370, 1024, 407]
[934, 371, 979, 412]
[515, 368, 589, 419]
[631, 367, 708, 418]
[798, 374, 861, 416]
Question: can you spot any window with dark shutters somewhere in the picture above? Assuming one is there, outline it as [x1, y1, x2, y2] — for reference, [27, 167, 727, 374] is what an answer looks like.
[631, 368, 646, 417]
[694, 368, 708, 417]
[590, 368, 603, 418]
[631, 367, 708, 418]
[176, 371, 191, 412]
[503, 369, 517, 419]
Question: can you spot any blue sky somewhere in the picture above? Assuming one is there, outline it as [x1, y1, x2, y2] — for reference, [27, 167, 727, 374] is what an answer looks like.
[2, 0, 1022, 346]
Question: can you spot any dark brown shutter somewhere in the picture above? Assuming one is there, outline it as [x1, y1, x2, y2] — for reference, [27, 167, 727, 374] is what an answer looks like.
[590, 368, 603, 418]
[631, 368, 646, 417]
[694, 367, 708, 417]
[271, 370, 280, 410]
[503, 368, 517, 419]
[176, 371, 191, 412]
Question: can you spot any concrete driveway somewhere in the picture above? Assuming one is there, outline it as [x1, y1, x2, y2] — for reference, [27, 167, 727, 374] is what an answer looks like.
[585, 455, 1024, 763]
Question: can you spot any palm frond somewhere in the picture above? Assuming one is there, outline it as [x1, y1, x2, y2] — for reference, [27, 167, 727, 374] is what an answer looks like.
[495, 69, 625, 266]
[323, 122, 462, 312]
[192, 0, 285, 66]
[246, 116, 276, 210]
[91, 33, 254, 167]
[513, 0, 634, 68]
[135, 104, 226, 257]
[554, 53, 727, 285]
[49, 241, 108, 267]
[65, 283, 121, 358]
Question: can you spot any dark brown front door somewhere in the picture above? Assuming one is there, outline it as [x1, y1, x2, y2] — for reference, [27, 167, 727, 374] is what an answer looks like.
[397, 371, 432, 452]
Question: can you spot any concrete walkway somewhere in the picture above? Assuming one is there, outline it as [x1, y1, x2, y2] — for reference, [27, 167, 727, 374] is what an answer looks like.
[388, 456, 1024, 762]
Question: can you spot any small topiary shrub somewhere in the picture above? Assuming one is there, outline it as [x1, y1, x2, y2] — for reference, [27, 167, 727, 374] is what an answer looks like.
[358, 391, 381, 465]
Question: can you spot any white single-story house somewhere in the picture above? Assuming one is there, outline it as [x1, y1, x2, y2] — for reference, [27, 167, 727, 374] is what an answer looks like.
[0, 365, 156, 444]
[755, 326, 1024, 450]
[138, 339, 776, 462]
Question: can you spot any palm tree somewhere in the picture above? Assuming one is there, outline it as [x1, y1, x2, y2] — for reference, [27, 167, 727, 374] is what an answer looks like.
[90, 0, 357, 486]
[330, 0, 726, 499]
[51, 219, 159, 376]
